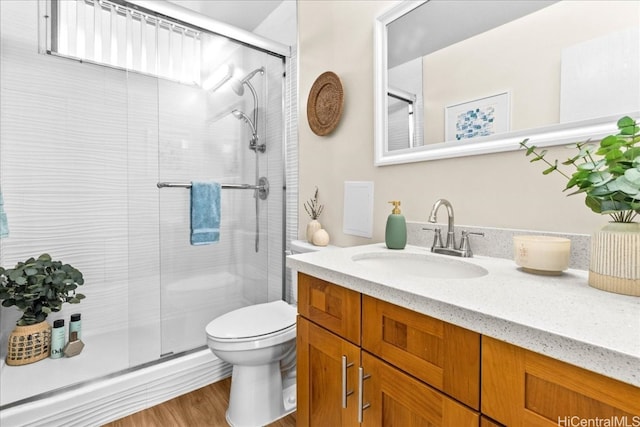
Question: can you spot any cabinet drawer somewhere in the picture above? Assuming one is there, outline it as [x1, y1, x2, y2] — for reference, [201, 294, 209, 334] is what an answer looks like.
[362, 295, 480, 409]
[297, 273, 361, 345]
[362, 351, 479, 427]
[482, 336, 640, 426]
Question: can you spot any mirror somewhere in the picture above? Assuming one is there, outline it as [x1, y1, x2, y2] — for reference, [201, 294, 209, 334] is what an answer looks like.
[374, 0, 640, 166]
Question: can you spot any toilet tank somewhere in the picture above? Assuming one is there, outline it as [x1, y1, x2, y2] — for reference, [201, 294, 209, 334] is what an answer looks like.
[290, 239, 337, 255]
[289, 240, 337, 304]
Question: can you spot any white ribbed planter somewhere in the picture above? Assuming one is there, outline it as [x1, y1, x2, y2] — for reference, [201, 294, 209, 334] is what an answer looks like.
[589, 222, 640, 296]
[306, 220, 321, 243]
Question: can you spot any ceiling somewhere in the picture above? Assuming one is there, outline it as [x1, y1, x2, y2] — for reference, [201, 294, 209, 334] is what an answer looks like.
[168, 0, 285, 32]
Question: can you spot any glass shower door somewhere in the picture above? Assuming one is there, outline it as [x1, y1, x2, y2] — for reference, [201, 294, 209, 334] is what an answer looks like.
[157, 31, 285, 356]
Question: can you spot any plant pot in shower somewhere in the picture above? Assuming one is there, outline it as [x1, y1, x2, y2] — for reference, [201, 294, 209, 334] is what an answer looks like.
[306, 220, 322, 243]
[0, 253, 86, 364]
[6, 321, 51, 366]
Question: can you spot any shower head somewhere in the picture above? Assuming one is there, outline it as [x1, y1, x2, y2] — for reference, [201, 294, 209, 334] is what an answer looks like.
[230, 79, 245, 96]
[232, 109, 257, 136]
[231, 67, 265, 96]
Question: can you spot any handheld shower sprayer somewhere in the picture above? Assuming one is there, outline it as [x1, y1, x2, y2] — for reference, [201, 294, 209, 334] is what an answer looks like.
[228, 66, 266, 153]
[231, 67, 264, 152]
[209, 65, 267, 253]
[232, 109, 265, 153]
[232, 109, 257, 135]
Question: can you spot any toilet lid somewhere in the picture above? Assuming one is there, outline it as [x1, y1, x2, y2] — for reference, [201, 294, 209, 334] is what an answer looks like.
[206, 300, 296, 340]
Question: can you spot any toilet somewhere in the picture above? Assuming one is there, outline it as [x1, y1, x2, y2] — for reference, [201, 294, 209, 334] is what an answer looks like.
[206, 239, 334, 427]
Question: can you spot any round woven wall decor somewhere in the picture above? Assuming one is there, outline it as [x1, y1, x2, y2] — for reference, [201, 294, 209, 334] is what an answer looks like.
[307, 71, 344, 136]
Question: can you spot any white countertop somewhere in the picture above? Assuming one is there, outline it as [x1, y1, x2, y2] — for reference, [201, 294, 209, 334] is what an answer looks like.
[287, 243, 640, 387]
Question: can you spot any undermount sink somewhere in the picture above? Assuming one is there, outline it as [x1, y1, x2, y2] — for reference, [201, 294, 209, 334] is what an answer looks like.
[351, 252, 488, 279]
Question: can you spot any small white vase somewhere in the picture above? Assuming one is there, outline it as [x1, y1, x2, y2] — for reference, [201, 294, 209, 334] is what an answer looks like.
[589, 222, 640, 296]
[306, 219, 322, 243]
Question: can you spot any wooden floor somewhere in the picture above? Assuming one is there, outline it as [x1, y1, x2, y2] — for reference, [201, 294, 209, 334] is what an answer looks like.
[104, 377, 296, 427]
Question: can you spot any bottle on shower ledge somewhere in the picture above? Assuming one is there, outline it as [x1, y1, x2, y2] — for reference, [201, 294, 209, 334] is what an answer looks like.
[50, 319, 65, 359]
[69, 313, 82, 340]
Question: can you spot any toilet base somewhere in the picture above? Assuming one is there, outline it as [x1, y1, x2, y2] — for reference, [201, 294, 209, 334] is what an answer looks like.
[226, 362, 295, 427]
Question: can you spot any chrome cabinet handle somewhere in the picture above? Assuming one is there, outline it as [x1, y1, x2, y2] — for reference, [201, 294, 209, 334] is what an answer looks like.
[357, 366, 371, 422]
[341, 355, 354, 408]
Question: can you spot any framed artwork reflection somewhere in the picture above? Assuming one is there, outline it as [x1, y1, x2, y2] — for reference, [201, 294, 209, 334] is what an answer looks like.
[445, 92, 510, 141]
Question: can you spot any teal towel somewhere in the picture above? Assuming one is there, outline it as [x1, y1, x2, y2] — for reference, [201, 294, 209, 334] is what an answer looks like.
[0, 192, 8, 239]
[190, 181, 221, 245]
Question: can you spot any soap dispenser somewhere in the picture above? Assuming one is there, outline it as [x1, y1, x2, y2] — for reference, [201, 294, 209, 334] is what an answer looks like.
[385, 201, 407, 249]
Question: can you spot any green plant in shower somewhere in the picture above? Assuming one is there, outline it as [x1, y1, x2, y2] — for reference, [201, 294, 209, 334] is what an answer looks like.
[0, 254, 85, 326]
[520, 116, 640, 223]
[304, 187, 324, 220]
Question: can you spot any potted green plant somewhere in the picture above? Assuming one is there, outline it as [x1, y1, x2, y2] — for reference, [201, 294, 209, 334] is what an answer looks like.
[304, 187, 325, 243]
[521, 115, 640, 295]
[0, 253, 85, 365]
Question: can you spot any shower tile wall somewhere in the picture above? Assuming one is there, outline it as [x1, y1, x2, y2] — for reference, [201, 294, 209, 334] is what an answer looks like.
[1, 1, 136, 402]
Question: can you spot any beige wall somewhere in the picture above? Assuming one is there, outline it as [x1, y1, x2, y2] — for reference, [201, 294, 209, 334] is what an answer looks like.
[298, 0, 605, 248]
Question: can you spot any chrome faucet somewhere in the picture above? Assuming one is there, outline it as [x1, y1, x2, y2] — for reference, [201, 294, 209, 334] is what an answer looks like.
[428, 198, 456, 250]
[425, 198, 484, 257]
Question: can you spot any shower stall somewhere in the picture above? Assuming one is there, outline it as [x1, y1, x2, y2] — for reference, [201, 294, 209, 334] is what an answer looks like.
[0, 0, 297, 425]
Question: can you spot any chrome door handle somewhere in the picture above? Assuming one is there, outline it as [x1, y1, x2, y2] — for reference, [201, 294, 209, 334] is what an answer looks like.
[357, 366, 371, 422]
[341, 355, 354, 408]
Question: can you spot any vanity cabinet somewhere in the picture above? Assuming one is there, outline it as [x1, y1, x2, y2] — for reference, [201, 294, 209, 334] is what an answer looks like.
[296, 273, 480, 426]
[482, 336, 640, 426]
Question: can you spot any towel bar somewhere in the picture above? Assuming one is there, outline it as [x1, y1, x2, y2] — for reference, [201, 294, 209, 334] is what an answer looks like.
[157, 177, 269, 200]
[158, 182, 255, 189]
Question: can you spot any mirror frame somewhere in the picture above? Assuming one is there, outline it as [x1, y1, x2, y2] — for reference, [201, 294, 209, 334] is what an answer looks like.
[373, 0, 638, 166]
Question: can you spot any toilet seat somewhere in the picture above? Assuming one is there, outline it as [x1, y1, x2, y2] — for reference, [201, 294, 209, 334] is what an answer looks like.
[206, 300, 296, 350]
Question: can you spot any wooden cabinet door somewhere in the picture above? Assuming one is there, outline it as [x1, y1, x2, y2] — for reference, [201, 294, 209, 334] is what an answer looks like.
[298, 273, 361, 345]
[362, 295, 480, 409]
[482, 336, 640, 426]
[361, 351, 480, 427]
[297, 316, 360, 427]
